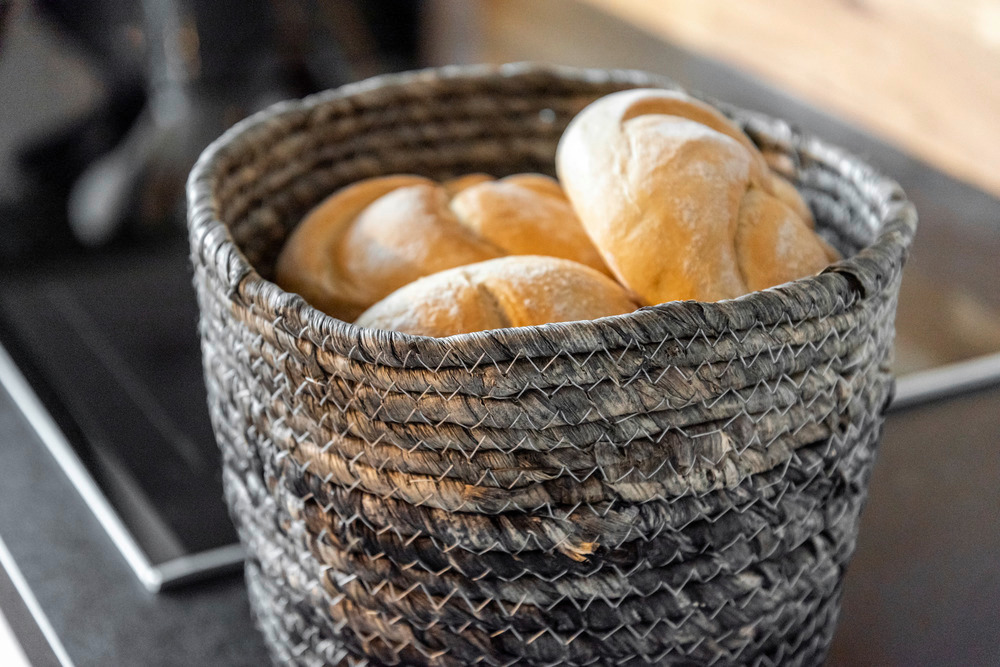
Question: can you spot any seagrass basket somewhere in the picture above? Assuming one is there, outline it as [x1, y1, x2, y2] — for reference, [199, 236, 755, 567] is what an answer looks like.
[187, 64, 916, 666]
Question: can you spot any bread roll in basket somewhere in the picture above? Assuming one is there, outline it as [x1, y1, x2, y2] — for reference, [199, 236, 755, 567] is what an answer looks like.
[275, 173, 609, 322]
[354, 255, 636, 337]
[557, 88, 838, 305]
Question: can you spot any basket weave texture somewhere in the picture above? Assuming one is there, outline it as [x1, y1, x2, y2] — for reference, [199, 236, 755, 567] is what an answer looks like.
[187, 64, 916, 666]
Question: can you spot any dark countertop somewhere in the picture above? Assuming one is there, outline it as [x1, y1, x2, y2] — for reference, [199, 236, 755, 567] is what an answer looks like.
[0, 382, 268, 666]
[832, 389, 1000, 665]
[2, 54, 1000, 667]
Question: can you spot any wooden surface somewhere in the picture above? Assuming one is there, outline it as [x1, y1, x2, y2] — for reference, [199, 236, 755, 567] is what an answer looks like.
[478, 0, 1000, 197]
[576, 0, 1000, 197]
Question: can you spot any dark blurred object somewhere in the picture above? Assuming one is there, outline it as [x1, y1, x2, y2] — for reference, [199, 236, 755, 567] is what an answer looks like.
[0, 0, 424, 259]
[0, 87, 145, 262]
[0, 1, 13, 50]
[0, 0, 146, 261]
[34, 0, 146, 88]
[67, 0, 319, 246]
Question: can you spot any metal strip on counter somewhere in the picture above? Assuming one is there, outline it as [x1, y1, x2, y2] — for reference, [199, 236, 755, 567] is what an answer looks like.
[0, 343, 244, 592]
[892, 352, 1000, 411]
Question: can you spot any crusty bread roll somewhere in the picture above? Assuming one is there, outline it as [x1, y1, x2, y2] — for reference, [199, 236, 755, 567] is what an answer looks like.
[450, 174, 611, 276]
[275, 174, 607, 320]
[556, 88, 836, 305]
[735, 189, 838, 291]
[354, 256, 638, 337]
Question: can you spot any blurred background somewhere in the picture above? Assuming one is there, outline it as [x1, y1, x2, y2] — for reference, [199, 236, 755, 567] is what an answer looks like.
[2, 0, 999, 365]
[0, 1, 998, 665]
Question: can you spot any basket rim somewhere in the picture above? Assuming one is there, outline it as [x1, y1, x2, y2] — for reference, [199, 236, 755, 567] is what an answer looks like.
[186, 62, 917, 366]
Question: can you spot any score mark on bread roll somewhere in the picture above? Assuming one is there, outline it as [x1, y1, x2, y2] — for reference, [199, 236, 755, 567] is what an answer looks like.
[355, 256, 637, 337]
[450, 175, 611, 276]
[275, 175, 436, 321]
[337, 182, 503, 311]
[556, 88, 836, 305]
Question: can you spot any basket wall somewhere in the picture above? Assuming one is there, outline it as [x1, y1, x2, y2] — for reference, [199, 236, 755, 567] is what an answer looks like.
[187, 64, 916, 666]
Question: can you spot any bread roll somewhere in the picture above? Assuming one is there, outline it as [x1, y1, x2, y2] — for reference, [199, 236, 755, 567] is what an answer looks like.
[354, 256, 638, 337]
[336, 181, 504, 313]
[556, 88, 835, 305]
[275, 174, 607, 320]
[450, 174, 611, 276]
[735, 189, 835, 292]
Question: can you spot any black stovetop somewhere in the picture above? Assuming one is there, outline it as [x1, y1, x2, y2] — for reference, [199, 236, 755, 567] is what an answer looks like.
[0, 238, 241, 590]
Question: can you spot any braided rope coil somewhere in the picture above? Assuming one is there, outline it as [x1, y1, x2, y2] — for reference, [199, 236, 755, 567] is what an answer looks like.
[187, 64, 916, 666]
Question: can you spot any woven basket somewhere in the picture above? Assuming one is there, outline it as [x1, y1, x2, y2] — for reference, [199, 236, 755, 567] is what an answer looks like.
[187, 64, 916, 666]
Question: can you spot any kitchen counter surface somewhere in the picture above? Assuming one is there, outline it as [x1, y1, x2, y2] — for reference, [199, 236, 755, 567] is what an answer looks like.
[0, 382, 268, 666]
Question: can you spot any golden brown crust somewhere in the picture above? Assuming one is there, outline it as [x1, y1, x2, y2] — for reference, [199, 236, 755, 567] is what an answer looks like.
[449, 175, 612, 276]
[337, 183, 504, 311]
[276, 173, 608, 320]
[558, 107, 754, 303]
[769, 172, 815, 228]
[441, 173, 494, 196]
[615, 89, 770, 188]
[274, 175, 432, 320]
[499, 173, 567, 200]
[735, 188, 832, 292]
[354, 256, 638, 337]
[556, 88, 836, 305]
